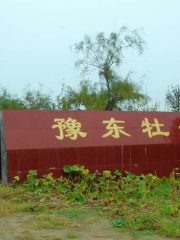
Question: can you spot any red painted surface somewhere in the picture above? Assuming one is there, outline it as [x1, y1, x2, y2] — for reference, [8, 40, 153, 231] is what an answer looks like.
[1, 110, 180, 181]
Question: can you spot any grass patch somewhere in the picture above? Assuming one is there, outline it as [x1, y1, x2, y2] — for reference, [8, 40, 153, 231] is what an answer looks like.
[28, 214, 79, 230]
[57, 207, 90, 220]
[0, 199, 17, 216]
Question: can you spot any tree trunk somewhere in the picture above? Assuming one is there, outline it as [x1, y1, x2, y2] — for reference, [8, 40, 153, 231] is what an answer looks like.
[105, 77, 112, 110]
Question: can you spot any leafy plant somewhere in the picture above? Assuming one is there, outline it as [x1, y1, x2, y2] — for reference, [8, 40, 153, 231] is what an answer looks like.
[112, 216, 125, 227]
[23, 170, 40, 192]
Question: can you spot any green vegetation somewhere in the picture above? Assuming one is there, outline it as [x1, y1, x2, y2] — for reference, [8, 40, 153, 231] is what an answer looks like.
[56, 78, 154, 111]
[166, 85, 180, 112]
[0, 86, 26, 110]
[0, 84, 55, 110]
[66, 233, 77, 239]
[1, 166, 180, 238]
[0, 81, 155, 111]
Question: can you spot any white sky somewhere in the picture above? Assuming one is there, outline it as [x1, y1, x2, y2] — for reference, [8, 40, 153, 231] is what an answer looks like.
[0, 0, 180, 110]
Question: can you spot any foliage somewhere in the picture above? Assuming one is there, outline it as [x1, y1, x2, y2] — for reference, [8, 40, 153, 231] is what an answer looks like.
[122, 97, 159, 111]
[1, 81, 152, 111]
[2, 166, 180, 237]
[23, 84, 56, 110]
[71, 26, 148, 110]
[166, 85, 180, 112]
[0, 84, 56, 110]
[74, 26, 145, 77]
[112, 216, 125, 227]
[0, 85, 26, 110]
[57, 78, 150, 111]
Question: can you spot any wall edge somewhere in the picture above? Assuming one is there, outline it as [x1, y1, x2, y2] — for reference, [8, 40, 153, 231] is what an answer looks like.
[0, 111, 8, 184]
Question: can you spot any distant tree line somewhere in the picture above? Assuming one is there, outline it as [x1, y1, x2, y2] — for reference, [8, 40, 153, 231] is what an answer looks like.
[0, 82, 158, 111]
[0, 84, 55, 110]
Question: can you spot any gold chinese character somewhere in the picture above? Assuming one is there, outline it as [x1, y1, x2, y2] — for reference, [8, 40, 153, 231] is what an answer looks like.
[64, 117, 87, 140]
[52, 117, 87, 140]
[52, 118, 66, 140]
[141, 118, 169, 138]
[102, 117, 131, 139]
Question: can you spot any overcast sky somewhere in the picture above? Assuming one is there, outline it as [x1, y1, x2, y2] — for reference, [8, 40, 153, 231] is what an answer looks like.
[0, 0, 180, 110]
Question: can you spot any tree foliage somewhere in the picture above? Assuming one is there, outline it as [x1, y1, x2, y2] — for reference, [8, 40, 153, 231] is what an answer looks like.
[73, 26, 147, 110]
[0, 85, 55, 110]
[23, 84, 55, 110]
[166, 85, 180, 112]
[0, 86, 26, 110]
[0, 82, 155, 111]
[57, 78, 150, 111]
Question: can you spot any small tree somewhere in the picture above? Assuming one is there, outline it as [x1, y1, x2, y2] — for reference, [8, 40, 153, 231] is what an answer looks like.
[166, 85, 180, 112]
[73, 26, 146, 110]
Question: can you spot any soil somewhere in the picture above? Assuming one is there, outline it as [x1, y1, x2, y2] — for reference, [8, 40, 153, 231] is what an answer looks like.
[0, 212, 177, 240]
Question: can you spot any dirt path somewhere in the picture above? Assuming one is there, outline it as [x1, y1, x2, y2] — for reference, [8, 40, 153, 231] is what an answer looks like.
[0, 213, 177, 240]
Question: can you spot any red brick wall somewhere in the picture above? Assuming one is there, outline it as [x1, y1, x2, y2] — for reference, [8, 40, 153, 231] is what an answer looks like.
[1, 110, 180, 181]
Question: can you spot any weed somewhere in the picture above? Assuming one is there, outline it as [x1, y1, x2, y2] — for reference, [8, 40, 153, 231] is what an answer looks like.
[112, 216, 125, 227]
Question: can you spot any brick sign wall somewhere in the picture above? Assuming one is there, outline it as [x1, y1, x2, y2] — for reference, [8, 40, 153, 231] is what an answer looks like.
[0, 110, 180, 183]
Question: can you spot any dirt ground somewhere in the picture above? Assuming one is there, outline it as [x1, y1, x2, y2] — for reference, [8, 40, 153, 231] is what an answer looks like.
[0, 212, 178, 240]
